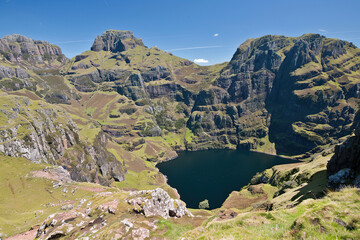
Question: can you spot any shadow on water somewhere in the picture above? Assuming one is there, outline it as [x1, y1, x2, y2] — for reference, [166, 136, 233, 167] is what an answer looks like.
[157, 149, 299, 209]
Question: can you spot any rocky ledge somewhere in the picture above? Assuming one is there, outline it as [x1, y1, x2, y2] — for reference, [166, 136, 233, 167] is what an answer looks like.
[127, 188, 193, 218]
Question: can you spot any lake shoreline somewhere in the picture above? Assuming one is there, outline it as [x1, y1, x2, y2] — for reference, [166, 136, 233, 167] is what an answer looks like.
[157, 149, 300, 209]
[157, 147, 300, 166]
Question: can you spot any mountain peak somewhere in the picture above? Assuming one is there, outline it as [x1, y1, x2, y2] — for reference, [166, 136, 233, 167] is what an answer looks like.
[90, 29, 145, 53]
[1, 34, 53, 46]
[0, 34, 66, 68]
[2, 34, 34, 43]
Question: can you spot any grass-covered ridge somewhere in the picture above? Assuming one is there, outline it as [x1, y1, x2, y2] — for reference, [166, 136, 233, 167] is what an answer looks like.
[184, 187, 360, 240]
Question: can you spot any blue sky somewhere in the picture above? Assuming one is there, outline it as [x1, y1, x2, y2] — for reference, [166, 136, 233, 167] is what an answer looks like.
[1, 0, 360, 65]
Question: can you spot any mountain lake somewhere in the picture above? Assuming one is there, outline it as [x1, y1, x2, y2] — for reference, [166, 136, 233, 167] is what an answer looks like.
[157, 149, 299, 209]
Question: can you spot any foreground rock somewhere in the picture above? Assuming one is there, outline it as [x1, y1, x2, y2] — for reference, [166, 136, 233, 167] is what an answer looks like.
[128, 188, 193, 218]
[327, 119, 360, 188]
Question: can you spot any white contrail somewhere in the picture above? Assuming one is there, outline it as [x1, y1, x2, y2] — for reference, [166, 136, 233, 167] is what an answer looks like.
[165, 45, 223, 52]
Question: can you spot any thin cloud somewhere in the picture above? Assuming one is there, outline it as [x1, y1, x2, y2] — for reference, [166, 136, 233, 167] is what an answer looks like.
[319, 30, 360, 34]
[344, 37, 360, 40]
[165, 45, 222, 52]
[330, 30, 360, 34]
[54, 40, 93, 44]
[214, 33, 219, 37]
[194, 58, 209, 64]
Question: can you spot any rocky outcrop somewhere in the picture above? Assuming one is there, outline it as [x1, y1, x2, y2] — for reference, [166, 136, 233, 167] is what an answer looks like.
[0, 34, 67, 67]
[128, 188, 193, 218]
[147, 82, 181, 99]
[59, 132, 125, 186]
[0, 65, 35, 91]
[91, 30, 145, 53]
[0, 65, 29, 79]
[327, 119, 360, 188]
[31, 166, 72, 183]
[327, 125, 360, 176]
[0, 105, 78, 163]
[142, 65, 171, 82]
[186, 34, 360, 155]
[0, 95, 124, 186]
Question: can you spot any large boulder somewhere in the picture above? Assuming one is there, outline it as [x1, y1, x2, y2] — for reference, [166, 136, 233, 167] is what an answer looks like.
[128, 188, 193, 218]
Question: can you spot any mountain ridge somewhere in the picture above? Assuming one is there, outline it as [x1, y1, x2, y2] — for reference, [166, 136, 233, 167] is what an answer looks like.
[1, 30, 360, 161]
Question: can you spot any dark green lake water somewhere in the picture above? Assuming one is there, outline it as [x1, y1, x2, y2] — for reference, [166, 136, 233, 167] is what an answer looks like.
[157, 149, 299, 209]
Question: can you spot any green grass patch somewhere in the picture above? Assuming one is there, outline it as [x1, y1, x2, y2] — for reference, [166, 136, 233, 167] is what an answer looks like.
[157, 219, 193, 239]
[0, 155, 93, 237]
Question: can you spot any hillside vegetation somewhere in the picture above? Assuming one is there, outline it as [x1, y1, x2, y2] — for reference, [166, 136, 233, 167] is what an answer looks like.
[0, 30, 360, 239]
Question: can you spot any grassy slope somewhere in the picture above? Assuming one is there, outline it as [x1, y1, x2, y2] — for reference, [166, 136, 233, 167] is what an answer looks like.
[2, 151, 360, 239]
[184, 188, 360, 240]
[0, 155, 100, 237]
[0, 154, 201, 239]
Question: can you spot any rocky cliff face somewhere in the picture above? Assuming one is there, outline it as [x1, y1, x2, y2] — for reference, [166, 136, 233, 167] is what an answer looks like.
[187, 34, 360, 155]
[327, 114, 360, 188]
[0, 93, 124, 185]
[0, 34, 70, 98]
[266, 35, 360, 155]
[0, 34, 67, 68]
[0, 94, 77, 163]
[327, 123, 360, 176]
[91, 30, 145, 52]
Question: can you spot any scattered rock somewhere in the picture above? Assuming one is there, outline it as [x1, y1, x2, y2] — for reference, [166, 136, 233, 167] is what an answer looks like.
[44, 230, 65, 240]
[252, 201, 273, 211]
[309, 217, 327, 233]
[108, 207, 116, 214]
[131, 227, 150, 240]
[334, 218, 356, 231]
[121, 219, 134, 228]
[60, 204, 74, 211]
[121, 218, 133, 233]
[327, 168, 351, 189]
[98, 200, 118, 214]
[218, 210, 238, 220]
[334, 218, 347, 228]
[248, 185, 265, 195]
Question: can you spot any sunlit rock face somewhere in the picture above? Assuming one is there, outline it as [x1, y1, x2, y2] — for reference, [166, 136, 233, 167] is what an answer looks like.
[91, 30, 145, 53]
